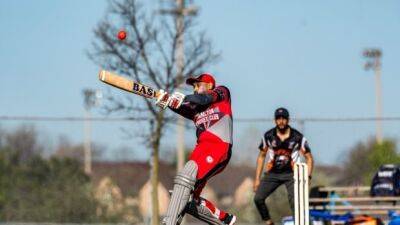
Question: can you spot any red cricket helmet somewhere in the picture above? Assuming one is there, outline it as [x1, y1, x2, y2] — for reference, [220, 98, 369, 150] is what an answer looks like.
[186, 73, 216, 88]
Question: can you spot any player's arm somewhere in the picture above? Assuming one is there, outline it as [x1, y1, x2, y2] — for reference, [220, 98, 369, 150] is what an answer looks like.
[304, 152, 314, 179]
[155, 86, 229, 115]
[155, 90, 196, 120]
[254, 137, 268, 192]
[169, 103, 196, 120]
[254, 150, 267, 191]
[184, 86, 230, 106]
[168, 93, 213, 119]
[183, 94, 214, 106]
[156, 91, 215, 109]
[300, 137, 314, 179]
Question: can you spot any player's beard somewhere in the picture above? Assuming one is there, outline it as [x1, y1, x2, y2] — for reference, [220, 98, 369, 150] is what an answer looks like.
[276, 125, 289, 134]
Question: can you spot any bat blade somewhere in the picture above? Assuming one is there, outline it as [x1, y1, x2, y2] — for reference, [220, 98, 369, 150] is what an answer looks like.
[98, 70, 159, 99]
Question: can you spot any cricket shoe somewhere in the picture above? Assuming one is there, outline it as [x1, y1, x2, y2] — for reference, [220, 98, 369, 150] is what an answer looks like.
[223, 214, 237, 225]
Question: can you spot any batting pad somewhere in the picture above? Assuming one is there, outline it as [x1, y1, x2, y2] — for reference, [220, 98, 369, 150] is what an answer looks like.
[164, 160, 198, 225]
[185, 200, 224, 225]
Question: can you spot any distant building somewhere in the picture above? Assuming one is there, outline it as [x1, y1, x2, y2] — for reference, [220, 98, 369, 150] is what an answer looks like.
[138, 180, 170, 219]
[95, 176, 125, 216]
[234, 177, 254, 207]
[90, 161, 256, 220]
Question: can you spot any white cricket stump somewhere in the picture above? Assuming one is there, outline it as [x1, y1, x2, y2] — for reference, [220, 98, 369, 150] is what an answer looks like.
[294, 163, 309, 225]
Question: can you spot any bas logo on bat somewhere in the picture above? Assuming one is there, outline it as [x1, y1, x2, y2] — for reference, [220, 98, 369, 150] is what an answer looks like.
[98, 70, 159, 99]
[133, 83, 156, 98]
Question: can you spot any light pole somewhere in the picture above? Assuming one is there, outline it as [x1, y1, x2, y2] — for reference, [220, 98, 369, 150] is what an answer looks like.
[363, 48, 383, 143]
[82, 89, 102, 174]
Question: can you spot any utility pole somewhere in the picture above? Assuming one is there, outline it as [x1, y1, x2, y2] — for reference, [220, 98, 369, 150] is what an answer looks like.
[363, 48, 383, 143]
[82, 89, 102, 174]
[160, 1, 198, 172]
[159, 2, 197, 225]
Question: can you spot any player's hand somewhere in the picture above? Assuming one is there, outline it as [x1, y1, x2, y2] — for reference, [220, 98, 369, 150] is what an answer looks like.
[253, 179, 260, 192]
[168, 92, 185, 109]
[155, 89, 171, 109]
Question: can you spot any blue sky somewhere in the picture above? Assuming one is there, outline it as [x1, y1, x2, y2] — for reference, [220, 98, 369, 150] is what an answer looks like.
[0, 0, 399, 165]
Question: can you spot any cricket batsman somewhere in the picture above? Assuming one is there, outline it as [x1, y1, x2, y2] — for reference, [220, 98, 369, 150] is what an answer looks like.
[155, 73, 236, 225]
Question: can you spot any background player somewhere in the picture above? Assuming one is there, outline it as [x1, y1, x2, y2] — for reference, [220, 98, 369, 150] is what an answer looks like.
[253, 108, 314, 225]
[155, 73, 236, 225]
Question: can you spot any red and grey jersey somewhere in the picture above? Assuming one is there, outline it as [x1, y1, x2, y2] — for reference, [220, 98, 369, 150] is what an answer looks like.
[258, 127, 311, 173]
[171, 86, 233, 145]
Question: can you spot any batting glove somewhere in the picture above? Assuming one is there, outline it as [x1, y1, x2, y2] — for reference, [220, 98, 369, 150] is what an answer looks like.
[155, 89, 171, 109]
[168, 92, 185, 109]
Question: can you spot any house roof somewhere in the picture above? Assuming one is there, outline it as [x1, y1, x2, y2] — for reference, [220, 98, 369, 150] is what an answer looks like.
[207, 164, 254, 197]
[92, 161, 342, 198]
[91, 161, 255, 197]
[91, 161, 176, 196]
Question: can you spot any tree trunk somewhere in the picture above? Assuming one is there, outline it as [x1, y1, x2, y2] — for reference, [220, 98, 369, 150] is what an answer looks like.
[151, 146, 160, 225]
[151, 115, 164, 225]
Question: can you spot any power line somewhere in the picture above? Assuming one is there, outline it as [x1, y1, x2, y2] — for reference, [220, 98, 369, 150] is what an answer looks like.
[0, 116, 149, 122]
[236, 117, 400, 123]
[1, 116, 400, 123]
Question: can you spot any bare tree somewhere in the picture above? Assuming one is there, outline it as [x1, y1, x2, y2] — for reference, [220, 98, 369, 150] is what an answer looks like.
[0, 125, 5, 148]
[88, 0, 219, 224]
[4, 125, 42, 163]
[54, 135, 104, 162]
[233, 126, 262, 166]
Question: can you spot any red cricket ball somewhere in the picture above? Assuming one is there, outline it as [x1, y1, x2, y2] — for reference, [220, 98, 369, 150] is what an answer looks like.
[117, 30, 127, 40]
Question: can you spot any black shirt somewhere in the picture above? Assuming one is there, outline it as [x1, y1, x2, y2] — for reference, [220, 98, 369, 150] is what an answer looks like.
[258, 126, 311, 173]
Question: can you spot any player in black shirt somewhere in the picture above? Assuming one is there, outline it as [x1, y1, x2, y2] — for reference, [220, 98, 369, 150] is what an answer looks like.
[253, 108, 314, 225]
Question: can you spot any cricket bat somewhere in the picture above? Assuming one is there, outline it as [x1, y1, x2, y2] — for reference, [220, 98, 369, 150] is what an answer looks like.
[98, 70, 160, 99]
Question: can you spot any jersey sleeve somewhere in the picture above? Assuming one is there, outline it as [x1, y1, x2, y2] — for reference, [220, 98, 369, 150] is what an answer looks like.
[300, 137, 311, 153]
[207, 86, 231, 103]
[258, 134, 268, 151]
[183, 94, 214, 106]
[169, 102, 196, 120]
